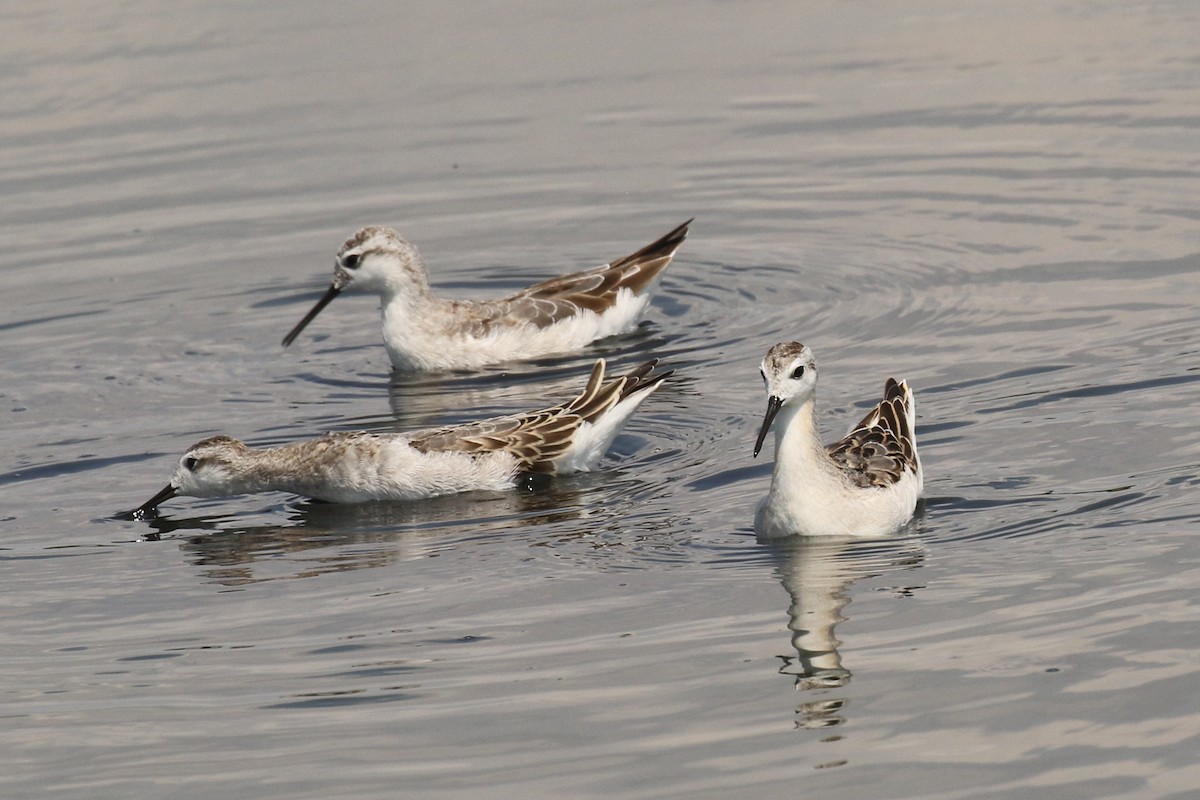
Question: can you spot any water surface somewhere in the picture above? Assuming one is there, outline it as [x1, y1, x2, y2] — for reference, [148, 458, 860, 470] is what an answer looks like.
[3, 1, 1200, 798]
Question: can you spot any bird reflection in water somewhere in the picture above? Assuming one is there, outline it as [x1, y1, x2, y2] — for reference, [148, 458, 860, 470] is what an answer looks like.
[770, 527, 926, 730]
[137, 477, 602, 587]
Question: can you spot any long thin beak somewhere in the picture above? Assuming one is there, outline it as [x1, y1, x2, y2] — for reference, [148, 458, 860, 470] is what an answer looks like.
[282, 284, 342, 347]
[128, 484, 178, 520]
[753, 396, 783, 458]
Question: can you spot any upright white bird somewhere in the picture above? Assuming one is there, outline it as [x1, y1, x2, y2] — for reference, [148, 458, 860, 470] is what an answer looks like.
[753, 342, 923, 538]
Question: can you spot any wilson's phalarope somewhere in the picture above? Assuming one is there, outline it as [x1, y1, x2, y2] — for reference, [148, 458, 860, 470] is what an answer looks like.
[281, 220, 692, 371]
[752, 342, 923, 538]
[132, 359, 671, 516]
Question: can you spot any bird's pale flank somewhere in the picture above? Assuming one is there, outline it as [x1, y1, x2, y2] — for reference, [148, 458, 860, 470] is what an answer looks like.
[753, 342, 923, 538]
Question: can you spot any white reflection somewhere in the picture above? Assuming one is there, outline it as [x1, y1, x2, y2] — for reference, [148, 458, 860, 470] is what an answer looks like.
[154, 479, 600, 586]
[771, 534, 925, 729]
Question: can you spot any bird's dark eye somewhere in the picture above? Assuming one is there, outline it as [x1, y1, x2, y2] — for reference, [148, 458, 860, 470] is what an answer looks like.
[183, 456, 198, 471]
[791, 365, 805, 380]
[342, 253, 362, 270]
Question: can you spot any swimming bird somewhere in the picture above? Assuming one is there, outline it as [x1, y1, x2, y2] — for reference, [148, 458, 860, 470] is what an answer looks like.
[131, 358, 671, 516]
[752, 342, 922, 538]
[281, 220, 692, 371]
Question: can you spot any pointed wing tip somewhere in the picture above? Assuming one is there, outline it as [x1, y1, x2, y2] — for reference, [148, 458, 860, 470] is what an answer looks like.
[667, 218, 693, 245]
[623, 359, 673, 398]
[884, 377, 912, 400]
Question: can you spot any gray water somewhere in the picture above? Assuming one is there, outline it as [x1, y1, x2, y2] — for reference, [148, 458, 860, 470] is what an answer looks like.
[4, 1, 1200, 798]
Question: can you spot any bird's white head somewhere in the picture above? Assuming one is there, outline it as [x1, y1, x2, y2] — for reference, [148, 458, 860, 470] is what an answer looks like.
[130, 436, 253, 518]
[281, 226, 429, 347]
[754, 341, 818, 457]
[331, 226, 427, 295]
[168, 435, 252, 498]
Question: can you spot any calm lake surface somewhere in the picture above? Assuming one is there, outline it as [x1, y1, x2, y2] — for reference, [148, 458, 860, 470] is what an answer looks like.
[4, 1, 1200, 798]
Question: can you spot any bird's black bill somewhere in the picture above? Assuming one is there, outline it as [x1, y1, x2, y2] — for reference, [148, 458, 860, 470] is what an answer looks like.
[281, 284, 342, 347]
[124, 484, 178, 520]
[753, 396, 783, 458]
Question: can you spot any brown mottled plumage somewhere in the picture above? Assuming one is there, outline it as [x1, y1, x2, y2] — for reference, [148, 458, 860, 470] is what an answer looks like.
[407, 359, 666, 473]
[826, 378, 919, 488]
[451, 221, 690, 336]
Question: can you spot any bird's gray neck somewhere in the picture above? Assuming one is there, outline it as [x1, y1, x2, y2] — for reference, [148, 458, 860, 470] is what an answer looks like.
[231, 442, 343, 497]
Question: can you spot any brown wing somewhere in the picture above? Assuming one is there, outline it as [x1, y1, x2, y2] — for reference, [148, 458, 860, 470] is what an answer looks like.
[407, 359, 670, 473]
[452, 220, 691, 334]
[826, 378, 918, 488]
